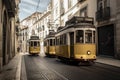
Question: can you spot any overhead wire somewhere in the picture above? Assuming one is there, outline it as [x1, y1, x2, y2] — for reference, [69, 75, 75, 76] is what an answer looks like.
[36, 0, 41, 12]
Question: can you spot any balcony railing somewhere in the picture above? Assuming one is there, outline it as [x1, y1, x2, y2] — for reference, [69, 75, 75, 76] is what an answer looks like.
[96, 7, 110, 22]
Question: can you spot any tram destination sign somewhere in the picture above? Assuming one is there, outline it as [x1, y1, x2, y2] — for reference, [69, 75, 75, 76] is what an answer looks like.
[66, 16, 94, 25]
[30, 36, 39, 40]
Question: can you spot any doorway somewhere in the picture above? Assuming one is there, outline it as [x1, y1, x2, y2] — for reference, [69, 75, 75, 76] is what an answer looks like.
[2, 12, 7, 65]
[98, 24, 114, 56]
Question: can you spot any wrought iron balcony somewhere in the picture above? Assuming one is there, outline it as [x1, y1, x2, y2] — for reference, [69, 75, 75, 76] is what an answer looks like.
[96, 7, 111, 22]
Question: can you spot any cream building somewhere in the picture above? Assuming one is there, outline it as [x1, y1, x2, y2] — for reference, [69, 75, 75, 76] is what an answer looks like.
[19, 1, 52, 54]
[19, 12, 42, 52]
[51, 0, 97, 29]
[0, 0, 20, 71]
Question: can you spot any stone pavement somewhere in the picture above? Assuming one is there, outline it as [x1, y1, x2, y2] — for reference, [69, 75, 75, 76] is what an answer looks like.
[0, 53, 120, 80]
[96, 56, 120, 67]
[0, 53, 21, 80]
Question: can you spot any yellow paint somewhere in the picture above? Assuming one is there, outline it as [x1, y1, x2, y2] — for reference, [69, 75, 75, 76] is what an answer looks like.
[55, 44, 96, 60]
[49, 46, 56, 55]
[56, 45, 70, 58]
[74, 43, 96, 60]
[29, 47, 40, 54]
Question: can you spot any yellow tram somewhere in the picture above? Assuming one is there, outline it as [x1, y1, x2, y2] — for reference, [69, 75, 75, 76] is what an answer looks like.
[44, 30, 56, 57]
[29, 35, 40, 55]
[55, 16, 96, 63]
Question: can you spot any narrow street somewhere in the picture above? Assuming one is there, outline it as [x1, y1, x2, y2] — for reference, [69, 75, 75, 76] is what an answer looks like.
[1, 0, 120, 80]
[21, 54, 120, 80]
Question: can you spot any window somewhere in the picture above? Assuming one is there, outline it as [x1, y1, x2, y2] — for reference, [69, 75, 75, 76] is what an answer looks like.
[47, 40, 49, 46]
[56, 37, 60, 45]
[85, 30, 92, 43]
[98, 0, 108, 10]
[93, 31, 95, 43]
[50, 39, 52, 46]
[63, 34, 67, 45]
[38, 42, 40, 46]
[31, 41, 34, 46]
[80, 7, 88, 17]
[34, 42, 37, 46]
[60, 36, 62, 45]
[76, 30, 84, 43]
[49, 39, 55, 46]
[53, 39, 55, 46]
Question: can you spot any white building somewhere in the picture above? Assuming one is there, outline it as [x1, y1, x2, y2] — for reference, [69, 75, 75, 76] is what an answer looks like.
[51, 0, 97, 28]
[19, 12, 42, 52]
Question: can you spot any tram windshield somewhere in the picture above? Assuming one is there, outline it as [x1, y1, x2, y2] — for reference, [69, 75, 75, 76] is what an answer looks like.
[49, 39, 55, 46]
[76, 30, 95, 44]
[85, 30, 92, 43]
[30, 41, 40, 47]
[76, 30, 84, 43]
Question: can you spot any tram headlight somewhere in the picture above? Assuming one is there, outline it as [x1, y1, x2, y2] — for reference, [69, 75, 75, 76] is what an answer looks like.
[87, 51, 91, 55]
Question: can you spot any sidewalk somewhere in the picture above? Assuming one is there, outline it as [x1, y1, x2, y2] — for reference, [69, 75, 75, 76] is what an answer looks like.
[0, 53, 22, 80]
[96, 56, 120, 67]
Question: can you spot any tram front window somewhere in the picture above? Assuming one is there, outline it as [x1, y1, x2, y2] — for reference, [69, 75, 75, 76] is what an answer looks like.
[34, 42, 37, 46]
[31, 41, 34, 46]
[76, 30, 84, 43]
[38, 42, 40, 46]
[85, 30, 92, 43]
[50, 39, 52, 46]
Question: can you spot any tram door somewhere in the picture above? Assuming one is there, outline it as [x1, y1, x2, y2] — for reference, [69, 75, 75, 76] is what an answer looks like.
[70, 32, 74, 58]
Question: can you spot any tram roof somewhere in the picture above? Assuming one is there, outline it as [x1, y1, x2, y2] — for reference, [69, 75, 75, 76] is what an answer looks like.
[44, 30, 56, 39]
[66, 16, 94, 25]
[57, 16, 95, 33]
[30, 35, 39, 40]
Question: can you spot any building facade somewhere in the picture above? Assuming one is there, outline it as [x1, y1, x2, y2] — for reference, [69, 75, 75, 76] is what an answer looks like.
[0, 0, 20, 71]
[51, 0, 97, 28]
[19, 12, 42, 52]
[96, 0, 120, 59]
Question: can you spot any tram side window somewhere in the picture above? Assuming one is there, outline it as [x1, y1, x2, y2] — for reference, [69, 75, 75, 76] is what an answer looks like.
[85, 30, 92, 43]
[63, 34, 67, 45]
[55, 38, 57, 45]
[56, 37, 60, 46]
[76, 30, 84, 43]
[53, 39, 55, 46]
[60, 36, 62, 45]
[93, 31, 95, 43]
[48, 40, 49, 46]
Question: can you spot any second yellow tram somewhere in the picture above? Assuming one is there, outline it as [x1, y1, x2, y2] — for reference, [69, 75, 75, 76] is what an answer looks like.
[44, 30, 56, 57]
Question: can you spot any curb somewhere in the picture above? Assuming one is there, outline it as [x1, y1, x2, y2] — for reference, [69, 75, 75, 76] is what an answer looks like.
[15, 54, 22, 80]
